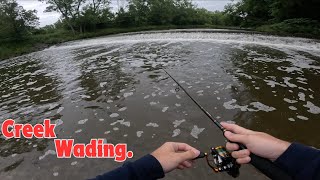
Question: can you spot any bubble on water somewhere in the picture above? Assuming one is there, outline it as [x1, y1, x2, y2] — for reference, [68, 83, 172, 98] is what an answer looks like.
[75, 129, 82, 133]
[78, 119, 88, 124]
[57, 107, 64, 114]
[176, 95, 181, 99]
[217, 97, 221, 100]
[283, 98, 297, 104]
[298, 92, 306, 101]
[146, 123, 159, 127]
[11, 153, 17, 157]
[110, 119, 130, 127]
[297, 115, 309, 120]
[173, 119, 186, 128]
[288, 118, 295, 122]
[144, 95, 150, 99]
[99, 119, 104, 122]
[250, 102, 276, 112]
[80, 95, 91, 99]
[1, 94, 11, 98]
[175, 103, 181, 107]
[27, 81, 37, 86]
[71, 161, 78, 166]
[104, 131, 111, 134]
[223, 99, 275, 112]
[172, 129, 181, 137]
[113, 127, 119, 131]
[100, 82, 107, 87]
[289, 106, 297, 111]
[283, 77, 297, 88]
[188, 86, 192, 89]
[110, 113, 119, 118]
[53, 172, 59, 176]
[107, 100, 113, 103]
[150, 101, 158, 105]
[123, 134, 128, 137]
[162, 107, 169, 112]
[255, 87, 260, 90]
[118, 107, 127, 112]
[197, 90, 204, 94]
[124, 92, 133, 98]
[304, 101, 320, 114]
[55, 119, 63, 127]
[264, 80, 286, 88]
[137, 131, 143, 137]
[190, 125, 205, 139]
[39, 150, 56, 160]
[151, 93, 156, 97]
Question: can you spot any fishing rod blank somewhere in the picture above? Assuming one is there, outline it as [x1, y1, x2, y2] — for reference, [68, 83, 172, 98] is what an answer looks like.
[163, 69, 292, 180]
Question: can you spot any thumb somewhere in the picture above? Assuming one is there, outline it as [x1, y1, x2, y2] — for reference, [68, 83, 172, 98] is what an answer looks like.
[176, 149, 199, 162]
[225, 131, 249, 145]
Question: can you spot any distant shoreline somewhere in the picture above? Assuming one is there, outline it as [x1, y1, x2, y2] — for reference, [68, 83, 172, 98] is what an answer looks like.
[1, 26, 319, 61]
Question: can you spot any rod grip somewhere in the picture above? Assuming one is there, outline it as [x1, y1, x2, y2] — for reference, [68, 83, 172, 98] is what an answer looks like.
[237, 143, 292, 180]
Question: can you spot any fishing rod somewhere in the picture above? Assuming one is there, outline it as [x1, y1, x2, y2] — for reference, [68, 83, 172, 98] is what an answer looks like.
[163, 69, 292, 180]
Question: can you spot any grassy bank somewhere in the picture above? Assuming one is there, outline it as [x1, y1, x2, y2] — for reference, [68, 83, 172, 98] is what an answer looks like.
[1, 23, 319, 60]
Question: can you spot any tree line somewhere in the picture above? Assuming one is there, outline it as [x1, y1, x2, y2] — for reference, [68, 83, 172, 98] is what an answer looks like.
[1, 0, 320, 40]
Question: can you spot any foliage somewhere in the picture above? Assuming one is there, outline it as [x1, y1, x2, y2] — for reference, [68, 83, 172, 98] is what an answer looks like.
[257, 18, 320, 38]
[0, 0, 39, 39]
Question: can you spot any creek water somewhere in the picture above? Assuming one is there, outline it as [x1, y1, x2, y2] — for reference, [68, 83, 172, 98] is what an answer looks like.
[1, 30, 320, 179]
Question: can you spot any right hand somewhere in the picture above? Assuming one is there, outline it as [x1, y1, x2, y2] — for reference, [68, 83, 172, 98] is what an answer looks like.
[221, 122, 291, 164]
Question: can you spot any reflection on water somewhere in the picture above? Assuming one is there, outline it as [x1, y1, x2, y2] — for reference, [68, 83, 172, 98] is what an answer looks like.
[0, 31, 320, 180]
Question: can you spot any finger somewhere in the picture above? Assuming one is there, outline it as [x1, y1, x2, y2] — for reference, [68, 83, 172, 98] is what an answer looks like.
[231, 149, 250, 159]
[177, 164, 185, 170]
[236, 156, 251, 164]
[176, 149, 198, 162]
[226, 142, 239, 151]
[221, 122, 253, 135]
[180, 160, 193, 168]
[174, 143, 200, 157]
[224, 131, 249, 145]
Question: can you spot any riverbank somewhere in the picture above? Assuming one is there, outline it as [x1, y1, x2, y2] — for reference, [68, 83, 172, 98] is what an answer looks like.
[1, 24, 319, 61]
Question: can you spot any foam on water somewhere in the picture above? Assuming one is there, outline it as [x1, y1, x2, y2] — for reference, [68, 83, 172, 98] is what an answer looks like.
[304, 101, 320, 114]
[223, 99, 276, 112]
[173, 119, 186, 128]
[146, 123, 159, 127]
[110, 113, 119, 118]
[190, 125, 205, 139]
[172, 129, 181, 137]
[78, 119, 88, 125]
[137, 131, 143, 137]
[39, 150, 56, 160]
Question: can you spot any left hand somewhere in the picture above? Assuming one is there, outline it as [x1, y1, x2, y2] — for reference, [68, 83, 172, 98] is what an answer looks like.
[151, 142, 200, 173]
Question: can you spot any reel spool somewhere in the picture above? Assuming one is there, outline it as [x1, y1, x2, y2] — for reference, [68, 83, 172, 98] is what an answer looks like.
[205, 146, 240, 178]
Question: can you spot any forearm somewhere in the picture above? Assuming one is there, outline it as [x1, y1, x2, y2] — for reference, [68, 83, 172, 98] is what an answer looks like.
[90, 154, 165, 180]
[275, 143, 320, 179]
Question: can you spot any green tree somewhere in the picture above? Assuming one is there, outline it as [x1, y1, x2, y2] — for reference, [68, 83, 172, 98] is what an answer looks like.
[0, 0, 39, 39]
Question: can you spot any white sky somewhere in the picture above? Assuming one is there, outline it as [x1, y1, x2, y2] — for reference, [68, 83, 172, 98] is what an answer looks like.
[17, 0, 234, 27]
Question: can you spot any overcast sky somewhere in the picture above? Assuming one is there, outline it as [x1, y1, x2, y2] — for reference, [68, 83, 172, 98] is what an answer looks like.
[17, 0, 234, 27]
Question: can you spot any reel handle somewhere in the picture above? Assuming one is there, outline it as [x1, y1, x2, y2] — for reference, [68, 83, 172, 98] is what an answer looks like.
[238, 143, 292, 180]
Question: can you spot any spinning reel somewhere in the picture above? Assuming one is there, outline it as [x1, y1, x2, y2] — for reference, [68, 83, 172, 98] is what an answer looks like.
[204, 146, 240, 178]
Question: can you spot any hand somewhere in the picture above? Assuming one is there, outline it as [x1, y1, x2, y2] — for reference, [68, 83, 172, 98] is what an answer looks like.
[151, 142, 200, 173]
[221, 122, 291, 164]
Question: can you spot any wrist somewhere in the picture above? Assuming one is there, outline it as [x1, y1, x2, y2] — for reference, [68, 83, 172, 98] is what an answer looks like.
[272, 140, 291, 161]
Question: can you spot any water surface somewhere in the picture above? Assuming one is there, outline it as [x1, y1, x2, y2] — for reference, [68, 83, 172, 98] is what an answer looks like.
[1, 31, 320, 179]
